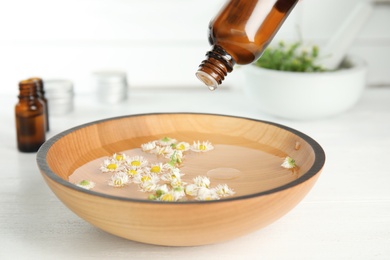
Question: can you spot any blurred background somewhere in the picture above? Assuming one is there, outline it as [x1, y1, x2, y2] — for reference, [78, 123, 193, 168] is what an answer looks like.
[0, 0, 389, 95]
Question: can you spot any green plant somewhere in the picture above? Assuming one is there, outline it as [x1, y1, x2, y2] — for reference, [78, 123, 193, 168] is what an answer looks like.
[254, 41, 329, 72]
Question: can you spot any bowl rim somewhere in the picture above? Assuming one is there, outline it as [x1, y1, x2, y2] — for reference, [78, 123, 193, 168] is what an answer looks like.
[36, 112, 325, 204]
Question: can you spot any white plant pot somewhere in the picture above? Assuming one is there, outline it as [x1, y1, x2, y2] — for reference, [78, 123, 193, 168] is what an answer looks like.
[243, 56, 367, 120]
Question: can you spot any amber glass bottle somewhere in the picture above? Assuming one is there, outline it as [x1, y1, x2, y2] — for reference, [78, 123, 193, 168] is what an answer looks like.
[15, 79, 46, 152]
[29, 77, 49, 131]
[196, 0, 299, 90]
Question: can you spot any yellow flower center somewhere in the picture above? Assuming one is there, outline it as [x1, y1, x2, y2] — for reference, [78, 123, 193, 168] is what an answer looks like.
[114, 179, 123, 186]
[160, 193, 174, 201]
[107, 163, 117, 170]
[131, 160, 141, 167]
[177, 144, 185, 150]
[127, 169, 137, 176]
[171, 180, 181, 187]
[199, 144, 207, 150]
[115, 154, 124, 161]
[150, 165, 161, 173]
[141, 176, 151, 182]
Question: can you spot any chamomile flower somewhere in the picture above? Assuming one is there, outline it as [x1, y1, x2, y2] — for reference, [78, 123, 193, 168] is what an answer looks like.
[100, 158, 124, 173]
[193, 176, 211, 188]
[76, 180, 95, 190]
[159, 189, 185, 202]
[126, 155, 148, 169]
[134, 173, 160, 192]
[166, 150, 184, 165]
[173, 141, 190, 152]
[185, 184, 199, 196]
[161, 168, 184, 183]
[141, 141, 157, 153]
[150, 184, 185, 202]
[172, 186, 186, 198]
[213, 184, 235, 197]
[108, 171, 130, 188]
[157, 137, 177, 146]
[147, 162, 169, 175]
[111, 153, 127, 162]
[139, 180, 159, 192]
[155, 184, 170, 196]
[159, 191, 176, 202]
[133, 172, 159, 184]
[190, 140, 214, 152]
[154, 145, 174, 157]
[281, 156, 296, 169]
[196, 187, 220, 201]
[170, 179, 186, 189]
[126, 167, 144, 178]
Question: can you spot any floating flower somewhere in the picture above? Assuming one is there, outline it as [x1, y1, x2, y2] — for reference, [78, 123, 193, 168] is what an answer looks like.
[159, 191, 176, 202]
[100, 158, 124, 173]
[170, 179, 186, 189]
[157, 137, 177, 146]
[173, 141, 190, 152]
[185, 176, 212, 198]
[213, 184, 235, 197]
[111, 153, 127, 162]
[166, 150, 184, 166]
[161, 168, 186, 188]
[185, 184, 199, 196]
[196, 187, 220, 201]
[76, 180, 95, 190]
[133, 172, 159, 184]
[150, 185, 185, 202]
[108, 172, 129, 188]
[134, 173, 160, 192]
[159, 189, 185, 202]
[139, 180, 158, 192]
[154, 145, 174, 157]
[141, 141, 157, 153]
[147, 162, 169, 175]
[190, 140, 214, 152]
[161, 168, 184, 182]
[281, 156, 296, 169]
[193, 176, 211, 188]
[172, 186, 186, 198]
[126, 155, 148, 169]
[155, 184, 170, 196]
[126, 167, 144, 178]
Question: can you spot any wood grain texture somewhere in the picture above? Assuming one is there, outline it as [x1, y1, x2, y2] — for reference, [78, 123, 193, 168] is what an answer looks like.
[37, 113, 325, 246]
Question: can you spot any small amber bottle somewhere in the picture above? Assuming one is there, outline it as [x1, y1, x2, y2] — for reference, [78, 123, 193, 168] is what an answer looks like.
[196, 0, 299, 90]
[15, 79, 46, 152]
[29, 77, 49, 131]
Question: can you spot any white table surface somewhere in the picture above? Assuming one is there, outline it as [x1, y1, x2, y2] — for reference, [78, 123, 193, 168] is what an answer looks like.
[1, 86, 389, 259]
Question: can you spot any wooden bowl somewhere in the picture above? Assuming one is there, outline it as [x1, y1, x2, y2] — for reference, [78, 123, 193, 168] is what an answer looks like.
[37, 113, 325, 246]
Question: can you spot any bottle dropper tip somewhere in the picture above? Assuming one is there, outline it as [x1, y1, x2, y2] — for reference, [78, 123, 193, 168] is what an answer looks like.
[195, 71, 218, 91]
